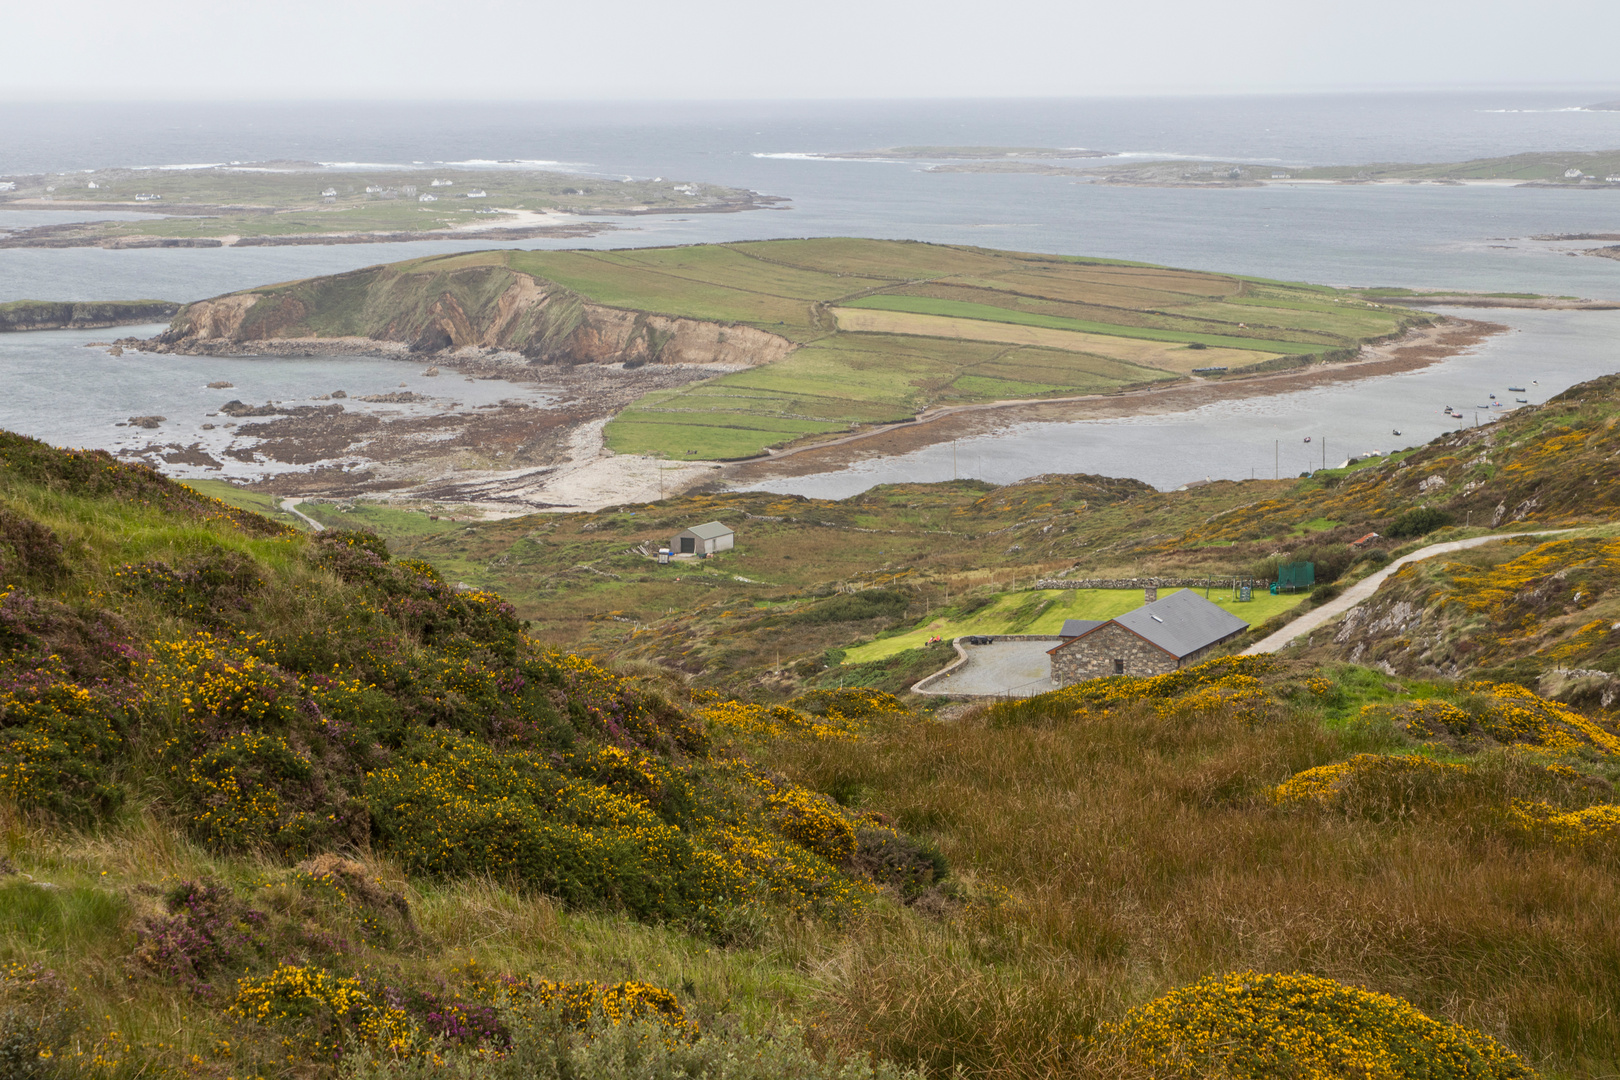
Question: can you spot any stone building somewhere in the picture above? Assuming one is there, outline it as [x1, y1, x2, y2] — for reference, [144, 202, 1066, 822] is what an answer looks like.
[1047, 589, 1249, 686]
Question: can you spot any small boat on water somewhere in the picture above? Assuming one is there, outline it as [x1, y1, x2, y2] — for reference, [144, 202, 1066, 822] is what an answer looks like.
[1516, 397, 1528, 403]
[1508, 386, 1526, 393]
[1303, 436, 1312, 443]
[1392, 429, 1401, 436]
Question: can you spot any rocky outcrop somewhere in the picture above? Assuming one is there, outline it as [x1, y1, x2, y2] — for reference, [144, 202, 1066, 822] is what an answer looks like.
[146, 263, 794, 371]
[0, 299, 181, 332]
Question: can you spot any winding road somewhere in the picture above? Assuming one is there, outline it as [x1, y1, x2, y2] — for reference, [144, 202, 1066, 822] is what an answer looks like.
[280, 498, 325, 532]
[1242, 527, 1577, 655]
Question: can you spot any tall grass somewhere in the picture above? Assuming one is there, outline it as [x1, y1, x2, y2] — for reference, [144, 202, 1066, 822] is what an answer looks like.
[766, 698, 1620, 1078]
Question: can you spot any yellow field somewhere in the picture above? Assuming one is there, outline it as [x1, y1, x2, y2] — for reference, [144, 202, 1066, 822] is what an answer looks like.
[830, 307, 1278, 374]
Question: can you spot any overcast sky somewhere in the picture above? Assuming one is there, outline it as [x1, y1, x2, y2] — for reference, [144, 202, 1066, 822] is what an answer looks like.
[6, 0, 1619, 100]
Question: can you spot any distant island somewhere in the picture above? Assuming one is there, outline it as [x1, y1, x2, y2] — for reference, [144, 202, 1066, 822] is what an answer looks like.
[856, 147, 1620, 186]
[0, 298, 180, 331]
[819, 145, 1114, 160]
[1587, 100, 1620, 111]
[0, 162, 784, 249]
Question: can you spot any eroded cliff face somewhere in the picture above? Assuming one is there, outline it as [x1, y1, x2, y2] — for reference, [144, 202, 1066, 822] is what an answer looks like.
[150, 265, 794, 370]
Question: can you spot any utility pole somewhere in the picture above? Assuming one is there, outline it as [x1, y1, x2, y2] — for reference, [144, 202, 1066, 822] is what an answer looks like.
[1275, 440, 1278, 480]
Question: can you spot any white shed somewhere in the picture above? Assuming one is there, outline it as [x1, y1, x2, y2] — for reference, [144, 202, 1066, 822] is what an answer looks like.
[670, 521, 734, 556]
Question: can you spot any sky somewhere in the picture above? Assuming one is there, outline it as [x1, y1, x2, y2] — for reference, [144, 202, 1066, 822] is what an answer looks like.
[5, 0, 1620, 101]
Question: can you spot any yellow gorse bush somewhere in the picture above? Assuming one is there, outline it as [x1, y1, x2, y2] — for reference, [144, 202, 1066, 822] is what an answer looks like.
[230, 963, 417, 1058]
[767, 786, 857, 864]
[1395, 682, 1620, 757]
[1506, 799, 1620, 846]
[513, 978, 687, 1032]
[1272, 753, 1467, 806]
[1110, 970, 1536, 1079]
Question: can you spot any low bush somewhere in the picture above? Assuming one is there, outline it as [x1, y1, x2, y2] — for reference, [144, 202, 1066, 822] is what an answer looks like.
[1108, 970, 1534, 1079]
[1387, 506, 1455, 539]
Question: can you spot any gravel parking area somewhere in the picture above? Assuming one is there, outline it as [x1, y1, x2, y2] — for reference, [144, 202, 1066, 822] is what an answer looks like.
[925, 639, 1059, 698]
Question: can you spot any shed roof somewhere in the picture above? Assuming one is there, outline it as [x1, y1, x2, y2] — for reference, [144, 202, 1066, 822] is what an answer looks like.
[678, 521, 734, 540]
[1059, 619, 1106, 638]
[1113, 589, 1249, 659]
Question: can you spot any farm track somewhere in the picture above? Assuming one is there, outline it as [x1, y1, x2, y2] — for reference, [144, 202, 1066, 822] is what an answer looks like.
[1242, 527, 1583, 655]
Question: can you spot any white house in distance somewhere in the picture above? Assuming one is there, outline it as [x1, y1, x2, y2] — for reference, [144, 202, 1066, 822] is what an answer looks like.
[670, 521, 734, 556]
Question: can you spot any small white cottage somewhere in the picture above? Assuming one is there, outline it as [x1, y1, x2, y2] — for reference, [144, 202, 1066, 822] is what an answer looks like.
[670, 521, 734, 556]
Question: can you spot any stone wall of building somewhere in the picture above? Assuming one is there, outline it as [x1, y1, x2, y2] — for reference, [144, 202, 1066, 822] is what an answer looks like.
[1050, 623, 1178, 686]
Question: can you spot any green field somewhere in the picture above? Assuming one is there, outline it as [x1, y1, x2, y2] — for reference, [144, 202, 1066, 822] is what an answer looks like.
[843, 586, 1307, 663]
[163, 239, 1425, 461]
[533, 241, 1419, 459]
[839, 295, 1344, 354]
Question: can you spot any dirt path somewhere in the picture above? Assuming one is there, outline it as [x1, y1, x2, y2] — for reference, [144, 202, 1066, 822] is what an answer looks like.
[1242, 528, 1579, 655]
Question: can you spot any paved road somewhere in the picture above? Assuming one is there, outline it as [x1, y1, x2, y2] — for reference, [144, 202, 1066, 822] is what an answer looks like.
[280, 498, 325, 532]
[923, 639, 1059, 697]
[1243, 528, 1576, 655]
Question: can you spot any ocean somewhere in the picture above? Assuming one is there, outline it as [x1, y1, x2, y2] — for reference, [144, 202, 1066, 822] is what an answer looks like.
[2, 92, 1617, 492]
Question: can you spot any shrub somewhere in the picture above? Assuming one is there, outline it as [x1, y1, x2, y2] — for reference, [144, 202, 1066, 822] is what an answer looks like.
[230, 963, 416, 1060]
[1309, 582, 1343, 606]
[853, 826, 949, 898]
[116, 546, 262, 625]
[0, 664, 126, 821]
[0, 508, 65, 582]
[1387, 506, 1455, 539]
[787, 589, 909, 626]
[1271, 753, 1466, 810]
[132, 880, 266, 995]
[1108, 970, 1535, 1079]
[769, 786, 857, 864]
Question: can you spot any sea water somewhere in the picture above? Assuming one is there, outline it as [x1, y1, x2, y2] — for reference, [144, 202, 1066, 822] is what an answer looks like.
[1, 93, 1617, 490]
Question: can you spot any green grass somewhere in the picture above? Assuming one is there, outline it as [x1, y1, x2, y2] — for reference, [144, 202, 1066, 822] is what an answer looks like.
[605, 334, 1174, 460]
[843, 587, 1307, 663]
[841, 295, 1348, 355]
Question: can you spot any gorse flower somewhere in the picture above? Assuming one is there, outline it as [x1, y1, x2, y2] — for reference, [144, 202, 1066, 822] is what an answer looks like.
[1110, 970, 1535, 1079]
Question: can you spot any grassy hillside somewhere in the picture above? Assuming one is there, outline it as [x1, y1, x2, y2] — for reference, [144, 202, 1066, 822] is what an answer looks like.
[157, 240, 1424, 459]
[9, 429, 1620, 1078]
[266, 375, 1620, 705]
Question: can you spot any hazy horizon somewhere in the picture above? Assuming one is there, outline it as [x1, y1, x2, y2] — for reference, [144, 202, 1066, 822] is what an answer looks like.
[6, 0, 1619, 102]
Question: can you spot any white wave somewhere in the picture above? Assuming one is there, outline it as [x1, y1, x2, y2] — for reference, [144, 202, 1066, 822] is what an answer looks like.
[437, 158, 578, 169]
[122, 163, 229, 171]
[1476, 107, 1595, 113]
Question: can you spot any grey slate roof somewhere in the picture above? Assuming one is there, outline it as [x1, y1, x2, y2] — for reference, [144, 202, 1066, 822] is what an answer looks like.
[680, 521, 734, 540]
[1059, 618, 1106, 638]
[1113, 589, 1249, 658]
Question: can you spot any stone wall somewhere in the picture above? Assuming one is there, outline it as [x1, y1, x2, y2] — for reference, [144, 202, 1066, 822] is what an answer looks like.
[1050, 624, 1178, 686]
[1037, 577, 1262, 590]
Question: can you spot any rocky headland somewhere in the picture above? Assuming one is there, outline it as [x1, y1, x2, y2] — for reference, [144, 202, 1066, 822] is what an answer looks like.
[0, 298, 181, 331]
